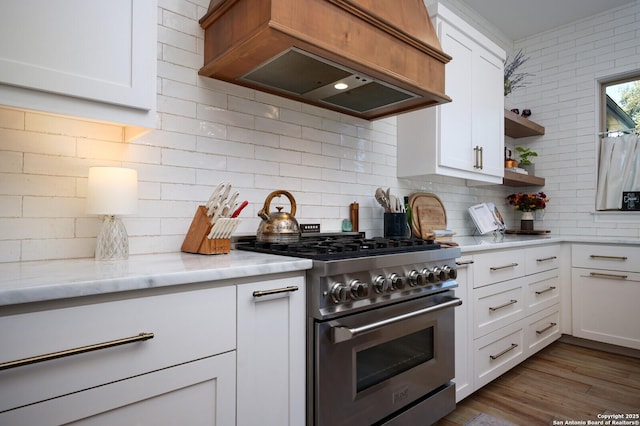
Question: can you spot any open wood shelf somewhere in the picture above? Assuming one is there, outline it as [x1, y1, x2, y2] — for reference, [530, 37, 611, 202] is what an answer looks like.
[503, 170, 545, 186]
[504, 109, 545, 138]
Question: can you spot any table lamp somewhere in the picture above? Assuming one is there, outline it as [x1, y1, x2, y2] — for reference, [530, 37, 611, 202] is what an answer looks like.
[86, 167, 138, 260]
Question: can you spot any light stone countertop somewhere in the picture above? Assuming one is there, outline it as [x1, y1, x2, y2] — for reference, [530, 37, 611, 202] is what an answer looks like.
[0, 251, 312, 307]
[2, 235, 639, 308]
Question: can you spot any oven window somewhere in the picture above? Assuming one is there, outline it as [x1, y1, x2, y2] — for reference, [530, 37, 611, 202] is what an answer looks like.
[356, 327, 434, 392]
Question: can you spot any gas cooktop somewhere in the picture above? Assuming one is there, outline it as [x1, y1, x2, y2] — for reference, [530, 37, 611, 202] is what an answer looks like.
[235, 233, 440, 261]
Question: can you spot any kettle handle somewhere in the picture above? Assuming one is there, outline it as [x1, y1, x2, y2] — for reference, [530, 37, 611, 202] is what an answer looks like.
[258, 190, 297, 219]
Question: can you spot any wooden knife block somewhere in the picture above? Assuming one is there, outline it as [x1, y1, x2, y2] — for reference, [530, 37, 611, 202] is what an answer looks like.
[181, 205, 231, 255]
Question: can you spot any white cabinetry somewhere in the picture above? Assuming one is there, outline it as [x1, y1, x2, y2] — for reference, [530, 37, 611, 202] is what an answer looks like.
[470, 244, 561, 389]
[0, 0, 157, 136]
[0, 285, 237, 425]
[237, 275, 306, 426]
[571, 244, 640, 350]
[453, 256, 474, 402]
[397, 4, 505, 184]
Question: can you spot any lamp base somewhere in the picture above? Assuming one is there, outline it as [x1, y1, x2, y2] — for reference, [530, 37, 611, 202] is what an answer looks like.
[95, 215, 129, 260]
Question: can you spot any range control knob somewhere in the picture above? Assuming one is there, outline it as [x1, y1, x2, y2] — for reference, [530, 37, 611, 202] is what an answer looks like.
[388, 273, 406, 290]
[420, 267, 437, 283]
[442, 266, 457, 280]
[432, 267, 447, 282]
[408, 270, 424, 286]
[350, 279, 369, 299]
[373, 275, 388, 294]
[330, 282, 349, 303]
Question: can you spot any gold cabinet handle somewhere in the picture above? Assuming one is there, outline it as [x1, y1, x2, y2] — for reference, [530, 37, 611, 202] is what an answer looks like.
[536, 322, 557, 335]
[479, 146, 483, 169]
[589, 255, 628, 261]
[0, 332, 154, 371]
[588, 272, 628, 280]
[473, 146, 484, 169]
[456, 260, 474, 266]
[536, 256, 557, 262]
[252, 285, 299, 297]
[535, 286, 556, 295]
[489, 299, 518, 312]
[490, 343, 518, 360]
[490, 263, 518, 271]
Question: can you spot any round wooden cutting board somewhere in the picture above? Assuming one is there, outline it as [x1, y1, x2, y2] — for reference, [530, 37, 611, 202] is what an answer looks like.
[408, 193, 447, 240]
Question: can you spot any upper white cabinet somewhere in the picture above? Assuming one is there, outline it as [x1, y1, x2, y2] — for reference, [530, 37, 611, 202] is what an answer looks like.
[397, 4, 505, 184]
[0, 0, 157, 136]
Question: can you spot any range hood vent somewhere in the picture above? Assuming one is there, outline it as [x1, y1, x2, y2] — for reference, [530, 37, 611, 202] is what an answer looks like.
[200, 0, 452, 120]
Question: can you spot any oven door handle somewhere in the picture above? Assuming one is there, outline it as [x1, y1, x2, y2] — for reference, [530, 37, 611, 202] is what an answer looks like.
[329, 297, 462, 343]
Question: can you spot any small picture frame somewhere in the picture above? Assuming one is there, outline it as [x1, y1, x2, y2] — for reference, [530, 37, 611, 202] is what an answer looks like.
[621, 192, 640, 211]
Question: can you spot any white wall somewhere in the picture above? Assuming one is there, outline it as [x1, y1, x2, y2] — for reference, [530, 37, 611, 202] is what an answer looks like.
[3, 0, 637, 263]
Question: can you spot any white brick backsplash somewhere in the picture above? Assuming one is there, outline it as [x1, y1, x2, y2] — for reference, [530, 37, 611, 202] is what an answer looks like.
[2, 0, 637, 261]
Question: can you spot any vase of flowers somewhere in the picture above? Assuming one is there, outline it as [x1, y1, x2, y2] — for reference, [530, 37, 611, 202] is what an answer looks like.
[506, 192, 549, 231]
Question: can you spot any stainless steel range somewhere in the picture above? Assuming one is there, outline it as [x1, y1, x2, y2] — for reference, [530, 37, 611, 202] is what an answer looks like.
[237, 233, 461, 426]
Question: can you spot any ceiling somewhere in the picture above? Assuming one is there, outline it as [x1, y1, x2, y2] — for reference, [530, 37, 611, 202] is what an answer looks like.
[458, 0, 636, 40]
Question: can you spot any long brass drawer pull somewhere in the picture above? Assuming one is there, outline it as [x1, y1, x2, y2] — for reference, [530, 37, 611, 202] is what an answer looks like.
[536, 322, 557, 335]
[535, 286, 556, 295]
[456, 260, 474, 266]
[490, 343, 518, 360]
[536, 256, 557, 262]
[0, 332, 154, 371]
[253, 285, 299, 297]
[589, 255, 628, 261]
[489, 299, 518, 312]
[490, 263, 518, 271]
[589, 272, 628, 280]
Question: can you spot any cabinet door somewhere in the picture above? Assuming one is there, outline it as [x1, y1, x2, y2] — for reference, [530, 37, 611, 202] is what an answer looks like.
[453, 257, 474, 401]
[237, 275, 306, 426]
[571, 268, 640, 349]
[471, 47, 504, 180]
[0, 353, 236, 426]
[0, 0, 156, 130]
[438, 21, 473, 173]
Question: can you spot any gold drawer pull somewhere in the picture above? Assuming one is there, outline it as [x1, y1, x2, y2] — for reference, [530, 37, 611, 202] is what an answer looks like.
[536, 256, 557, 262]
[589, 255, 628, 261]
[536, 322, 557, 335]
[489, 299, 518, 312]
[0, 332, 154, 371]
[490, 263, 518, 271]
[589, 272, 628, 280]
[253, 285, 299, 297]
[490, 343, 518, 360]
[456, 260, 474, 266]
[535, 286, 556, 295]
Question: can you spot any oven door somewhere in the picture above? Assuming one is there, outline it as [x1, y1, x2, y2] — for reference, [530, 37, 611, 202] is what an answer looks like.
[314, 291, 460, 426]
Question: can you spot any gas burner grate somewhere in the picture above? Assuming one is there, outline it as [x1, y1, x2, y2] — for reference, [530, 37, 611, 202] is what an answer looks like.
[236, 234, 440, 260]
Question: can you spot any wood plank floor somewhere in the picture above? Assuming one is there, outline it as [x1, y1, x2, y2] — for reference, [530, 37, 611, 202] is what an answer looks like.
[436, 341, 640, 425]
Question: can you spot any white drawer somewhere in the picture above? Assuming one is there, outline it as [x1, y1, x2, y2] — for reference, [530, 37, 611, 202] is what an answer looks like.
[572, 244, 640, 272]
[473, 249, 525, 288]
[474, 321, 525, 389]
[474, 278, 525, 338]
[0, 285, 236, 413]
[525, 306, 560, 356]
[524, 244, 560, 275]
[524, 269, 560, 315]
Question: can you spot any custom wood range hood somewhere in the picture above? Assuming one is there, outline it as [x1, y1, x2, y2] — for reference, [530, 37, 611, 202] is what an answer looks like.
[199, 0, 451, 120]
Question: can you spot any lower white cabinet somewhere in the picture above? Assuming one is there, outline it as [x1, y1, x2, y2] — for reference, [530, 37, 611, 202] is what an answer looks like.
[236, 275, 306, 426]
[572, 244, 640, 350]
[1, 352, 236, 426]
[459, 244, 562, 397]
[453, 256, 474, 402]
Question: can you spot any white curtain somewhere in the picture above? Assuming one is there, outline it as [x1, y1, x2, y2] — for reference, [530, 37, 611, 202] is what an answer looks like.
[596, 134, 640, 210]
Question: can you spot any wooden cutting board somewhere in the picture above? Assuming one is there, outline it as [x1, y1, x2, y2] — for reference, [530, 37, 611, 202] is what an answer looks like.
[408, 193, 447, 240]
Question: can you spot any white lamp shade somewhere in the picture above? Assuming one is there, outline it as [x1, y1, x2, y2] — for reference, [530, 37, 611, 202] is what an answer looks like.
[87, 167, 138, 215]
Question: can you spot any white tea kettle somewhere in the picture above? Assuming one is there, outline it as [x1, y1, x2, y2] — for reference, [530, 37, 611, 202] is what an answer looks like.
[256, 190, 301, 243]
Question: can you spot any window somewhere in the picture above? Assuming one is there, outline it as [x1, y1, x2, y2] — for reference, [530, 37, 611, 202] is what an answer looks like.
[595, 72, 640, 211]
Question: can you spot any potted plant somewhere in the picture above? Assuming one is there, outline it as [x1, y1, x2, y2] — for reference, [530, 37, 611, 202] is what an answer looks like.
[506, 191, 549, 231]
[515, 146, 538, 175]
[504, 49, 532, 97]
